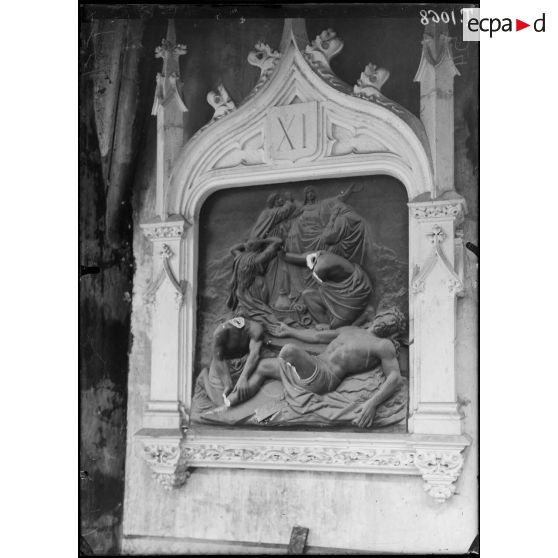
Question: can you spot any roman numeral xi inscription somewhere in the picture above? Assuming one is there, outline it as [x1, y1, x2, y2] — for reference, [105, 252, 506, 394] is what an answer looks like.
[267, 101, 318, 162]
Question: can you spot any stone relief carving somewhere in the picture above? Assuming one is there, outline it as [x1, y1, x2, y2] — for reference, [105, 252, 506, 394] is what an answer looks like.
[414, 451, 465, 503]
[328, 122, 388, 156]
[139, 435, 468, 500]
[207, 83, 236, 123]
[189, 183, 410, 433]
[142, 224, 185, 240]
[184, 444, 417, 469]
[242, 42, 282, 104]
[303, 29, 352, 94]
[411, 224, 464, 296]
[411, 203, 464, 221]
[353, 63, 405, 115]
[212, 130, 265, 169]
[136, 18, 470, 501]
[144, 244, 187, 307]
[142, 439, 190, 489]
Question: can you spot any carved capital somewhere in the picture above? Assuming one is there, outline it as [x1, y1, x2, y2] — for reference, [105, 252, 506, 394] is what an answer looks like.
[141, 220, 188, 241]
[207, 84, 236, 123]
[413, 450, 464, 503]
[411, 202, 465, 221]
[141, 437, 190, 490]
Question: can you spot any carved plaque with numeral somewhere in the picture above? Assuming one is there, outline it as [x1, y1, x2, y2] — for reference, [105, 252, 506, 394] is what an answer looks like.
[267, 101, 319, 162]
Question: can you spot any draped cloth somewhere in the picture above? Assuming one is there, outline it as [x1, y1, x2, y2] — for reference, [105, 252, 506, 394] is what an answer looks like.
[191, 358, 408, 429]
[263, 358, 408, 427]
[315, 262, 372, 326]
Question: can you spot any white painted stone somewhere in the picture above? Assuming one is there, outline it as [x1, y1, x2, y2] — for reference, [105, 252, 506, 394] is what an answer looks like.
[124, 17, 477, 554]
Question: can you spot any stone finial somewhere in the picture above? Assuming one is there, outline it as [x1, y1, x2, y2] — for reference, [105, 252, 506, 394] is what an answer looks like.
[279, 18, 310, 52]
[151, 19, 188, 115]
[414, 29, 459, 82]
[353, 63, 390, 100]
[247, 42, 281, 77]
[207, 84, 236, 122]
[305, 28, 344, 64]
[154, 19, 187, 77]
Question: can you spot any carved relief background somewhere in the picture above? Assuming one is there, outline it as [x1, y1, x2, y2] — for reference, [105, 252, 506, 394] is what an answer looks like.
[192, 175, 409, 429]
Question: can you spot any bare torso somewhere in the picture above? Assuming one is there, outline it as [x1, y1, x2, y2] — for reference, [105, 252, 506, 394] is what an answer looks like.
[319, 327, 386, 380]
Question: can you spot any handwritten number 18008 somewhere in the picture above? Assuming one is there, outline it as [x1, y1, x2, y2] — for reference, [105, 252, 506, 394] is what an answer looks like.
[420, 9, 464, 26]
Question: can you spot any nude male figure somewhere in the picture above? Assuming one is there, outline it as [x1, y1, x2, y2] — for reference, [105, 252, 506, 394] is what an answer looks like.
[226, 308, 406, 428]
[201, 316, 264, 406]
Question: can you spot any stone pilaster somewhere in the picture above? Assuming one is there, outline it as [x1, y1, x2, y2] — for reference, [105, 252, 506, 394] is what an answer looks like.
[408, 195, 466, 435]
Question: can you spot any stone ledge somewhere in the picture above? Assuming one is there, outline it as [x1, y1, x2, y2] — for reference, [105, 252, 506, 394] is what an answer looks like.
[135, 427, 471, 502]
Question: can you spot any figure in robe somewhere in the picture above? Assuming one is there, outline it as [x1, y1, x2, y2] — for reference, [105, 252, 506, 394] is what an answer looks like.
[249, 192, 299, 240]
[227, 237, 297, 329]
[282, 249, 373, 329]
[284, 184, 368, 303]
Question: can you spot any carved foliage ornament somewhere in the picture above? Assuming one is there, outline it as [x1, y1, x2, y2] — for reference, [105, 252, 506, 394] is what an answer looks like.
[243, 42, 282, 103]
[303, 29, 352, 94]
[140, 438, 467, 502]
[411, 203, 464, 221]
[414, 451, 464, 503]
[142, 440, 190, 490]
[353, 63, 405, 115]
[207, 83, 236, 123]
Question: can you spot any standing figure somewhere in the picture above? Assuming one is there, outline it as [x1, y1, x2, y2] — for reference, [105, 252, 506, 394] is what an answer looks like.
[226, 236, 286, 327]
[249, 192, 298, 240]
[281, 249, 372, 328]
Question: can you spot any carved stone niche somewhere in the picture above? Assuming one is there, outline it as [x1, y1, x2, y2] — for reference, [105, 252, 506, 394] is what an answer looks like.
[136, 20, 470, 502]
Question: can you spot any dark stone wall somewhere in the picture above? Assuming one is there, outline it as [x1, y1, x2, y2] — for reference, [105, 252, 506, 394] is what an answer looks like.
[79, 5, 478, 554]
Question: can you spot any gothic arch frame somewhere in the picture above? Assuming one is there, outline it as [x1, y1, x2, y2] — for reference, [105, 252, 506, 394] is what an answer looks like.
[137, 24, 470, 501]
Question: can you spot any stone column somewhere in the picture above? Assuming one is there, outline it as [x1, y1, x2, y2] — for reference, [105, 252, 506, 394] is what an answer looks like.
[414, 22, 460, 197]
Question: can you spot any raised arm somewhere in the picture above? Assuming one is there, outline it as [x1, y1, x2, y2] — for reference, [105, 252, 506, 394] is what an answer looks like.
[232, 323, 264, 401]
[270, 322, 341, 344]
[209, 328, 234, 398]
[254, 237, 283, 265]
[354, 340, 402, 428]
[230, 242, 246, 257]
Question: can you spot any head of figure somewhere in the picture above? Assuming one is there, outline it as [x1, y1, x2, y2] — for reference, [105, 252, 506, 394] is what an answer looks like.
[305, 252, 319, 270]
[304, 186, 317, 205]
[369, 307, 407, 339]
[283, 190, 294, 202]
[266, 192, 281, 208]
